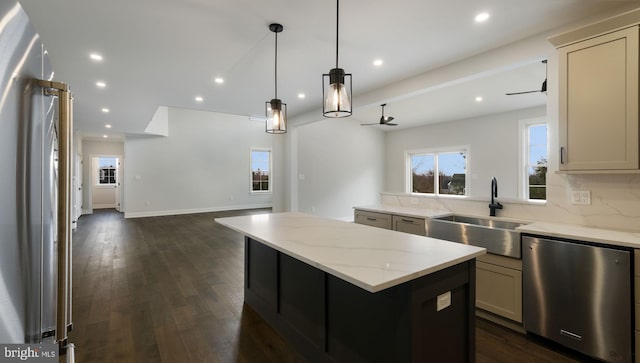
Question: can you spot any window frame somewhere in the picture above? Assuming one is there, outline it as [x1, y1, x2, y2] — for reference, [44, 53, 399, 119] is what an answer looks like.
[518, 117, 547, 201]
[250, 148, 272, 194]
[95, 157, 118, 187]
[405, 145, 470, 197]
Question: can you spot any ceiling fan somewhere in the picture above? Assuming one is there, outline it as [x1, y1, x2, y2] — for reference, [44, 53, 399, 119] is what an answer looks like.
[361, 104, 398, 126]
[505, 60, 548, 96]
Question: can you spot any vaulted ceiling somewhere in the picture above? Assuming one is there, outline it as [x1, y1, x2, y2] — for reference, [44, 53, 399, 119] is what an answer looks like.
[19, 0, 639, 136]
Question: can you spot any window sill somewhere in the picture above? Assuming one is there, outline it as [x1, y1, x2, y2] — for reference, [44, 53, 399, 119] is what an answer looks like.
[383, 192, 547, 206]
[250, 191, 272, 195]
[95, 184, 116, 189]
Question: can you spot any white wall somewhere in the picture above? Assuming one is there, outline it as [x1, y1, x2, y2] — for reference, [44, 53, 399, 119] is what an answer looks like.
[385, 106, 546, 199]
[295, 118, 386, 220]
[81, 140, 124, 213]
[124, 107, 279, 218]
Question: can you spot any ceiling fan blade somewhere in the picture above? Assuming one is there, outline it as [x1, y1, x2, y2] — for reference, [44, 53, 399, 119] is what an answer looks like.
[385, 123, 398, 126]
[505, 90, 540, 95]
[360, 123, 380, 126]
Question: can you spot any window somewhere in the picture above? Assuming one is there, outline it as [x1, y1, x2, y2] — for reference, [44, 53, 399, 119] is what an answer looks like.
[251, 149, 271, 193]
[519, 119, 547, 200]
[408, 147, 468, 196]
[97, 157, 117, 185]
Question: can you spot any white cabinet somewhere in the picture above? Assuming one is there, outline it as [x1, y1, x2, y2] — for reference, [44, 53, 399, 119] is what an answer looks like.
[558, 26, 639, 171]
[354, 209, 426, 236]
[391, 215, 426, 236]
[354, 210, 392, 230]
[476, 254, 522, 323]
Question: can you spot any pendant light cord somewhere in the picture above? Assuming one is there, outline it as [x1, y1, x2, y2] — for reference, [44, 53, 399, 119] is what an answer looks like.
[274, 30, 278, 99]
[335, 0, 339, 69]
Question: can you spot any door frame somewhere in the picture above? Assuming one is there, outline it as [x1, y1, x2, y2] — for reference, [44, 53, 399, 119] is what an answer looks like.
[88, 154, 123, 213]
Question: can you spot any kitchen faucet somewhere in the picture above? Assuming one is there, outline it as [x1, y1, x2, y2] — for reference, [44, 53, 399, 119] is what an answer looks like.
[489, 177, 503, 217]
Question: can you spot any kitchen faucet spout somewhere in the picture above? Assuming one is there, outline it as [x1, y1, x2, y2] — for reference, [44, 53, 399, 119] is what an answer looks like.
[489, 177, 503, 217]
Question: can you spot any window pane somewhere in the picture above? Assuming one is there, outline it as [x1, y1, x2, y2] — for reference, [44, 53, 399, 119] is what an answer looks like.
[251, 150, 271, 192]
[411, 154, 434, 193]
[97, 157, 117, 185]
[526, 124, 547, 200]
[438, 152, 466, 195]
[529, 145, 547, 166]
[528, 166, 546, 200]
[529, 124, 547, 145]
[529, 186, 546, 200]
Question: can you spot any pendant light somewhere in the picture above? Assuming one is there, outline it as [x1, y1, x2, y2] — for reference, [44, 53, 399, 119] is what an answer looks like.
[322, 0, 352, 118]
[266, 23, 287, 134]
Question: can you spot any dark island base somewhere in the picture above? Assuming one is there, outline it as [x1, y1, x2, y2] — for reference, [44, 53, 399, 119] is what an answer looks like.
[244, 237, 476, 363]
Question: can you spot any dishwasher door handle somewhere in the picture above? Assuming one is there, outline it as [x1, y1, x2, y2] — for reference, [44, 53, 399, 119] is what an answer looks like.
[560, 329, 582, 341]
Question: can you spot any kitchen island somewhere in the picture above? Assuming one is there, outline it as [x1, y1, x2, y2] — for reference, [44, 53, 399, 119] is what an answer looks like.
[215, 212, 486, 363]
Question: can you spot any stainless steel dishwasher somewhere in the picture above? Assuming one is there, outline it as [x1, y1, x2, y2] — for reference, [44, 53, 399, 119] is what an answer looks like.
[522, 235, 633, 363]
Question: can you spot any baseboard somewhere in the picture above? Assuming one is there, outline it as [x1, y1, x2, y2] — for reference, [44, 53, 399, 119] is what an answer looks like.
[124, 203, 272, 219]
[93, 204, 116, 209]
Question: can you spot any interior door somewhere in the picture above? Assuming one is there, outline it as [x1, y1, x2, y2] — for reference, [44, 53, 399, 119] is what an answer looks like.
[115, 158, 121, 211]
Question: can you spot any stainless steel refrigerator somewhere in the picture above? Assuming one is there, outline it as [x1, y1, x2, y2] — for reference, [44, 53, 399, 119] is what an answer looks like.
[0, 1, 75, 360]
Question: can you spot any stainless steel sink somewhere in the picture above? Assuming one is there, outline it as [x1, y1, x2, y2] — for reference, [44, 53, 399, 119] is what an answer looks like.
[427, 214, 527, 258]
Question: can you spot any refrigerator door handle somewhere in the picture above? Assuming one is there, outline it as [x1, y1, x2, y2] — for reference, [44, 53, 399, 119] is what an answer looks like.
[37, 80, 73, 351]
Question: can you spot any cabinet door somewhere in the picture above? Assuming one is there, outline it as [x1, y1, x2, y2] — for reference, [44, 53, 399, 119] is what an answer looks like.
[476, 261, 522, 323]
[391, 215, 426, 236]
[559, 26, 639, 171]
[354, 210, 392, 229]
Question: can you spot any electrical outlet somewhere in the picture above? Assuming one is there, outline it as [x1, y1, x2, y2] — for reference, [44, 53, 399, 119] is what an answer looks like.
[571, 190, 591, 205]
[436, 291, 451, 312]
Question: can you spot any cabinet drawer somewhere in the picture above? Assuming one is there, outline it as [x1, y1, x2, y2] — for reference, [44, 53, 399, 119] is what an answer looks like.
[476, 261, 522, 323]
[477, 253, 522, 271]
[392, 215, 426, 236]
[354, 210, 392, 229]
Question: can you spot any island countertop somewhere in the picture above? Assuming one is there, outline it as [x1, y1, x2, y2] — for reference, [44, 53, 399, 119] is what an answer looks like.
[215, 212, 485, 293]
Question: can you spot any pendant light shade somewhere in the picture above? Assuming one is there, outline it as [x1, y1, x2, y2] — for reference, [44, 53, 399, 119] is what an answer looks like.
[266, 98, 286, 133]
[266, 23, 287, 134]
[323, 0, 352, 118]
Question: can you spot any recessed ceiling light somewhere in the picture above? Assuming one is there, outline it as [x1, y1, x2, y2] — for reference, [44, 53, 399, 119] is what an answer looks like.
[475, 96, 483, 102]
[105, 124, 112, 128]
[297, 93, 305, 99]
[96, 81, 106, 88]
[195, 96, 203, 102]
[103, 135, 108, 138]
[90, 53, 103, 61]
[214, 77, 224, 84]
[101, 108, 110, 113]
[373, 59, 383, 67]
[475, 12, 490, 23]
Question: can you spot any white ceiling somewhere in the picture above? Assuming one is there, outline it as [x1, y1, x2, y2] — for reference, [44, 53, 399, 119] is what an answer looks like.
[18, 0, 639, 136]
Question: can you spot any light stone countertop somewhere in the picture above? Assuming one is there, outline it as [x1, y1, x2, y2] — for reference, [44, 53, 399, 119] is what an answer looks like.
[215, 212, 486, 293]
[517, 222, 640, 249]
[356, 204, 640, 249]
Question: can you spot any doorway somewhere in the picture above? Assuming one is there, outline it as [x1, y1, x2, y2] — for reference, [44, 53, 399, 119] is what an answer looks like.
[89, 155, 123, 212]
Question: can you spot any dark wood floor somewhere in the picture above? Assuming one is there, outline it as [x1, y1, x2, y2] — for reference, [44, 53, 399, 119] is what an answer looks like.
[70, 209, 598, 363]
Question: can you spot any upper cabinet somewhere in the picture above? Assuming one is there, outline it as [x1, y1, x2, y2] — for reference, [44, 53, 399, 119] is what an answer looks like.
[557, 26, 639, 172]
[550, 8, 640, 173]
